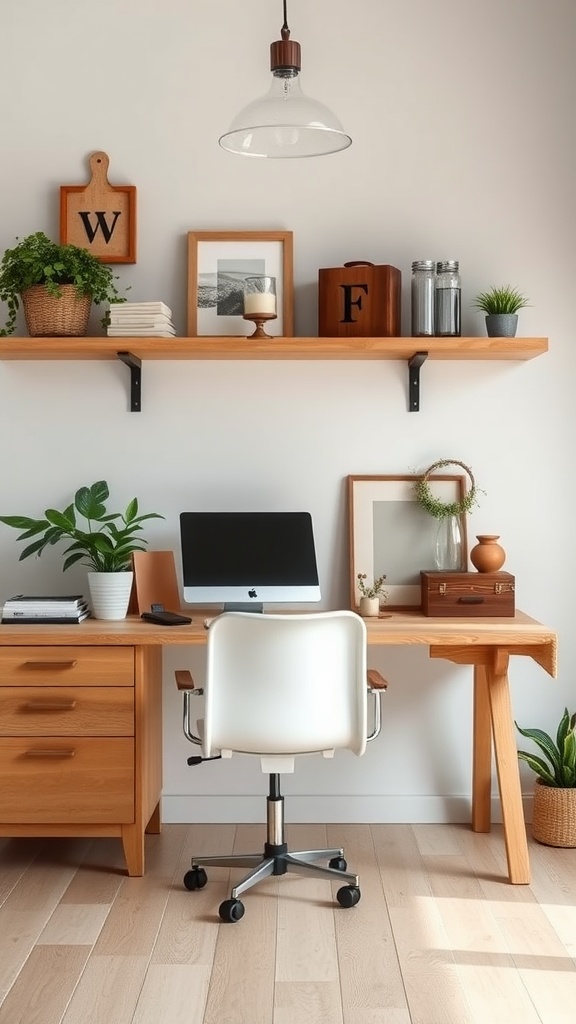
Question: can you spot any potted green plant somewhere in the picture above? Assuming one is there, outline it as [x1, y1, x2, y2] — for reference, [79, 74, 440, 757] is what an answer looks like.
[516, 708, 576, 847]
[0, 480, 164, 620]
[356, 572, 388, 617]
[472, 284, 530, 338]
[0, 232, 126, 337]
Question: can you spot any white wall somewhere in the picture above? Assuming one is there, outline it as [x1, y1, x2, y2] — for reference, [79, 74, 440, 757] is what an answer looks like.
[1, 0, 574, 823]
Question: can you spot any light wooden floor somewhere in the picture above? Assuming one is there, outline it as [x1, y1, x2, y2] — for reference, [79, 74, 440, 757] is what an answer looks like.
[1, 822, 575, 1024]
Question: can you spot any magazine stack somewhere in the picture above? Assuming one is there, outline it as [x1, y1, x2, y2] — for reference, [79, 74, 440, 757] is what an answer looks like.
[1, 595, 91, 624]
[107, 301, 176, 338]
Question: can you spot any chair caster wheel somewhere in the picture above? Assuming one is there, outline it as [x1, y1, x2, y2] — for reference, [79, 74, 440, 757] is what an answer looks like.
[329, 856, 347, 872]
[219, 898, 245, 923]
[337, 885, 361, 908]
[183, 866, 208, 891]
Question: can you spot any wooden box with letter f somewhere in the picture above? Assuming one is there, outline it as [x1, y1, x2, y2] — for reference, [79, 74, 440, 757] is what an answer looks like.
[318, 260, 402, 337]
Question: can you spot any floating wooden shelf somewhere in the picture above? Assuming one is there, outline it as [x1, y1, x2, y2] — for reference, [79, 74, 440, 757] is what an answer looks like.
[0, 335, 548, 361]
[0, 335, 548, 412]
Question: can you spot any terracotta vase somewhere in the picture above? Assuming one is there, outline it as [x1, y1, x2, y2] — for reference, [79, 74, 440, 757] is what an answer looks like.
[470, 535, 506, 573]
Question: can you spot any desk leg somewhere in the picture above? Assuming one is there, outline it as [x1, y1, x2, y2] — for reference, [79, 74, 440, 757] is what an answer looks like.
[472, 664, 492, 833]
[487, 650, 530, 884]
[121, 824, 144, 877]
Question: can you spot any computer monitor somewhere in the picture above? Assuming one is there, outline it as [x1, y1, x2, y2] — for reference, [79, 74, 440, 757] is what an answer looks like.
[179, 511, 321, 610]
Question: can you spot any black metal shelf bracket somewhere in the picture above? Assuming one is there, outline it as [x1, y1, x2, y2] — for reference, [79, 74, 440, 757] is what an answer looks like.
[408, 351, 428, 412]
[117, 351, 142, 412]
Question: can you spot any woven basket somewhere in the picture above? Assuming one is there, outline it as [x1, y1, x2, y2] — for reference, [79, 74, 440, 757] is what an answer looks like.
[21, 284, 91, 337]
[532, 779, 576, 847]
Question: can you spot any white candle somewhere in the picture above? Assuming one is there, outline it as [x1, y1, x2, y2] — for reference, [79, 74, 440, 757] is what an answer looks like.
[244, 292, 276, 316]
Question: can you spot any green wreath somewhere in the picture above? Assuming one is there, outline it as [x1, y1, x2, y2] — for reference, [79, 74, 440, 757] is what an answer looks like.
[415, 458, 480, 519]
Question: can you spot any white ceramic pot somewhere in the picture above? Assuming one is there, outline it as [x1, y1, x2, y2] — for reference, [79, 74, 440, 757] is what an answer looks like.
[87, 571, 134, 620]
[359, 596, 380, 617]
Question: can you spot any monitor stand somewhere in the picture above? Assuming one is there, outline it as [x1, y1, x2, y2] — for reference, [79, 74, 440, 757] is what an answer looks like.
[223, 602, 263, 614]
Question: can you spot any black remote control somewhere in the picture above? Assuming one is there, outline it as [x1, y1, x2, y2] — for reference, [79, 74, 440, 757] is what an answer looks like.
[141, 610, 192, 626]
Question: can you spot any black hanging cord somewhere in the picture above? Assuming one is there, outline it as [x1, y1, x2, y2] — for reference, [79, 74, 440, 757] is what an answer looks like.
[282, 0, 289, 37]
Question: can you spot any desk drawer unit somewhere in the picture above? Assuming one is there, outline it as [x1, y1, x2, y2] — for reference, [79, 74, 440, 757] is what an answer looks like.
[0, 647, 135, 823]
[0, 644, 163, 875]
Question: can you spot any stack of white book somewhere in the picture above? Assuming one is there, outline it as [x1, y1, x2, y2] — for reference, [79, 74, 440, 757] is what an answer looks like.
[107, 301, 176, 338]
[1, 594, 91, 624]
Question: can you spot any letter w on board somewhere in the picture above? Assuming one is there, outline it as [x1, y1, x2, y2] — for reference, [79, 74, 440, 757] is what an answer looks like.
[60, 151, 137, 263]
[78, 211, 122, 245]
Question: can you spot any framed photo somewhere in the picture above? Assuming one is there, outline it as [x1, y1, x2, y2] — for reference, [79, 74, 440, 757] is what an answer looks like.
[187, 230, 294, 337]
[347, 475, 469, 609]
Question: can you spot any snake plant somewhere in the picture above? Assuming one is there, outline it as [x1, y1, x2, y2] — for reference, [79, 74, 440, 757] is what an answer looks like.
[515, 708, 576, 788]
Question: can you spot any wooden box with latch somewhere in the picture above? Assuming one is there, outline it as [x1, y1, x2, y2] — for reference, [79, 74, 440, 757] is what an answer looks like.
[420, 571, 515, 617]
[318, 260, 402, 337]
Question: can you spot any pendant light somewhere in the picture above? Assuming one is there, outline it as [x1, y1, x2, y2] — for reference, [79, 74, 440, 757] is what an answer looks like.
[219, 0, 352, 159]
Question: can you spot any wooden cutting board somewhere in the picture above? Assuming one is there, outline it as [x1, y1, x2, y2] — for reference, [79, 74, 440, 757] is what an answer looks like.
[60, 150, 137, 263]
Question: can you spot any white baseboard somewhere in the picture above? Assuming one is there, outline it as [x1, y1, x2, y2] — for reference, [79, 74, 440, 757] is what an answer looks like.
[161, 793, 534, 824]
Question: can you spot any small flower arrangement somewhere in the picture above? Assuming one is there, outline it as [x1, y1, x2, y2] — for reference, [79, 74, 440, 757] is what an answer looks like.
[357, 572, 388, 600]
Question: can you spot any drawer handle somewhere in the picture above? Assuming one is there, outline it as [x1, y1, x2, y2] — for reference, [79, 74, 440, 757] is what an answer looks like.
[23, 700, 77, 712]
[22, 660, 78, 670]
[457, 595, 485, 604]
[24, 748, 76, 759]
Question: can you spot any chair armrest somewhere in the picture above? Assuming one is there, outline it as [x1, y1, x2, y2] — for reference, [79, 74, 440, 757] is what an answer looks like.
[175, 669, 203, 746]
[175, 669, 202, 692]
[367, 669, 388, 691]
[366, 668, 387, 742]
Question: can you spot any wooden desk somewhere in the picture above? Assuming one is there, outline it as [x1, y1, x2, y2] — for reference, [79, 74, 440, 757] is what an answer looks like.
[0, 610, 556, 883]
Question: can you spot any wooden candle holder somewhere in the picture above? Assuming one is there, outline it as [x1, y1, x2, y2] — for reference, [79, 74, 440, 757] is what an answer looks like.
[242, 312, 277, 339]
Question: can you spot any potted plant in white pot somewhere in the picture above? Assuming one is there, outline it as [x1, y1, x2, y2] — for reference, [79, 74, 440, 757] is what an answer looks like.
[0, 480, 164, 620]
[516, 708, 576, 847]
[0, 232, 126, 337]
[356, 572, 388, 617]
[472, 284, 530, 338]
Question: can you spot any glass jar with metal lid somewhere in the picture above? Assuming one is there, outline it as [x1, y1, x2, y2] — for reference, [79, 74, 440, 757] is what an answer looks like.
[411, 260, 435, 337]
[435, 260, 461, 337]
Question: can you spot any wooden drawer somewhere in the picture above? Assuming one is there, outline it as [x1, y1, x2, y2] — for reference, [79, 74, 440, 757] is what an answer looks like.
[0, 646, 134, 686]
[0, 737, 134, 822]
[0, 686, 134, 736]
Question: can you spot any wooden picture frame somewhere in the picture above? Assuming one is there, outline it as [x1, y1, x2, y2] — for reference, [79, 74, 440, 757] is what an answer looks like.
[60, 152, 137, 264]
[186, 230, 294, 337]
[347, 474, 469, 610]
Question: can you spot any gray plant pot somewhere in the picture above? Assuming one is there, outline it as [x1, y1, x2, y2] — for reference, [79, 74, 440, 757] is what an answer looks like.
[485, 313, 518, 338]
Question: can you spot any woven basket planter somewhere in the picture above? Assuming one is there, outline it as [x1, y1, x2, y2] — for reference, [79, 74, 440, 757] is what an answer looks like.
[21, 284, 91, 337]
[532, 779, 576, 847]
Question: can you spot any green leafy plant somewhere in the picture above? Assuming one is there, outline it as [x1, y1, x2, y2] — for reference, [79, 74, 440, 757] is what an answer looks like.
[0, 480, 164, 573]
[415, 458, 483, 519]
[0, 232, 126, 336]
[357, 572, 388, 599]
[516, 708, 576, 788]
[472, 285, 530, 315]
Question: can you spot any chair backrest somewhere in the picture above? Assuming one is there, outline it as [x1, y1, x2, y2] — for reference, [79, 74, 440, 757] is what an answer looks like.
[203, 610, 368, 759]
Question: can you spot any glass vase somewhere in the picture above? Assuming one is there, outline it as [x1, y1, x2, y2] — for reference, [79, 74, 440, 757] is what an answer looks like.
[434, 515, 464, 571]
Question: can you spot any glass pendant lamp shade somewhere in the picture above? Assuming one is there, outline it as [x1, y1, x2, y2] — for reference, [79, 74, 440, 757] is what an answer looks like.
[219, 1, 351, 159]
[219, 73, 351, 158]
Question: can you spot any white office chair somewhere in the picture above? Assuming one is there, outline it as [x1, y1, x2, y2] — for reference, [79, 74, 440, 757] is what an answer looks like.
[175, 610, 387, 923]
